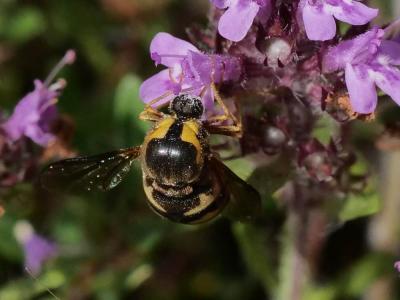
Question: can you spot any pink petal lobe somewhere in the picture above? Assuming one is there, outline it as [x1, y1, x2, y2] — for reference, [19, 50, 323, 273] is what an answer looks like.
[303, 2, 336, 41]
[345, 64, 377, 113]
[332, 2, 378, 25]
[378, 40, 400, 65]
[139, 69, 181, 106]
[150, 32, 200, 67]
[218, 0, 260, 42]
[322, 28, 383, 73]
[373, 66, 400, 106]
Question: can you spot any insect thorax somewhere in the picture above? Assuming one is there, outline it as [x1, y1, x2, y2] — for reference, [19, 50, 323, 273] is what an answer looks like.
[141, 117, 208, 186]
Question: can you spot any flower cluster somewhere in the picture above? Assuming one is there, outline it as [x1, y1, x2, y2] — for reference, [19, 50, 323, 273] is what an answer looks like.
[139, 32, 242, 109]
[0, 50, 75, 188]
[0, 51, 75, 277]
[1, 50, 75, 146]
[2, 80, 63, 146]
[323, 28, 400, 113]
[137, 2, 400, 249]
[298, 0, 378, 41]
[140, 1, 400, 117]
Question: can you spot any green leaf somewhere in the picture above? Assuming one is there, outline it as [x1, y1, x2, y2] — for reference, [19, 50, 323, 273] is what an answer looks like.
[224, 156, 259, 181]
[338, 188, 380, 222]
[303, 285, 336, 300]
[275, 221, 296, 300]
[114, 74, 150, 135]
[4, 7, 46, 43]
[0, 214, 22, 262]
[35, 270, 66, 294]
[125, 264, 153, 290]
[232, 223, 276, 292]
[0, 270, 65, 300]
[312, 114, 337, 145]
[337, 253, 393, 298]
[224, 154, 290, 193]
[127, 217, 170, 253]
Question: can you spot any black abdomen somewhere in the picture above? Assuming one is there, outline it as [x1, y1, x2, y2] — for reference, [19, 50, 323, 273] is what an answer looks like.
[143, 120, 202, 185]
[145, 138, 199, 185]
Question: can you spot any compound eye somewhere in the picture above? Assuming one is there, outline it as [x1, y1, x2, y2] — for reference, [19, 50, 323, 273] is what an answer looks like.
[170, 94, 204, 119]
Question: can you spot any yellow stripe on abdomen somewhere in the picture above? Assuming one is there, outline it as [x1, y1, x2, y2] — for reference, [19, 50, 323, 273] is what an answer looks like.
[180, 120, 202, 163]
[145, 117, 175, 141]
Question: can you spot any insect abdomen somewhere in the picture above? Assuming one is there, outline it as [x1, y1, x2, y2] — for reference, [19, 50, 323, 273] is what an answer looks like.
[142, 118, 205, 186]
[145, 138, 199, 185]
[143, 169, 227, 224]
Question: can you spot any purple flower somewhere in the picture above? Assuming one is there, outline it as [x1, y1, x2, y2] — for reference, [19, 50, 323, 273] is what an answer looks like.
[1, 50, 76, 147]
[322, 28, 400, 113]
[210, 0, 272, 42]
[2, 80, 62, 146]
[14, 221, 58, 276]
[298, 0, 378, 41]
[139, 32, 242, 108]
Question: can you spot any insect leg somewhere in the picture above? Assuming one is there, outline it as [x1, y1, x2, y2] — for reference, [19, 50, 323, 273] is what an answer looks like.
[139, 106, 164, 122]
[139, 90, 175, 123]
[204, 83, 242, 137]
[205, 124, 242, 137]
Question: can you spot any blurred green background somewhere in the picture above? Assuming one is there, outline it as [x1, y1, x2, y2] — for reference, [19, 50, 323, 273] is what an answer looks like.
[0, 0, 400, 299]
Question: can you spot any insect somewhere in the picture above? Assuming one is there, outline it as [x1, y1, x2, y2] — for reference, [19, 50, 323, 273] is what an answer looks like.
[40, 84, 261, 224]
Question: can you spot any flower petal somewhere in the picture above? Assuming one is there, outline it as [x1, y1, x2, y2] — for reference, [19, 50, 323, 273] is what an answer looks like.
[14, 221, 58, 276]
[25, 125, 55, 146]
[345, 63, 377, 113]
[210, 0, 233, 9]
[150, 32, 200, 67]
[330, 1, 378, 25]
[218, 0, 260, 42]
[378, 40, 400, 65]
[24, 234, 57, 275]
[1, 80, 58, 144]
[139, 69, 181, 106]
[302, 2, 336, 41]
[322, 28, 384, 73]
[372, 65, 400, 106]
[202, 86, 215, 111]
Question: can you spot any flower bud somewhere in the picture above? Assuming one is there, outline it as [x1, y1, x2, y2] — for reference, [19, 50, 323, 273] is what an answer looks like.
[262, 125, 287, 154]
[258, 37, 292, 68]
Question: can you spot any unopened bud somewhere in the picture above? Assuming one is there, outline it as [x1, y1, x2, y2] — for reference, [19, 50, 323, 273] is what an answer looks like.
[262, 126, 287, 154]
[64, 49, 76, 65]
[261, 38, 292, 68]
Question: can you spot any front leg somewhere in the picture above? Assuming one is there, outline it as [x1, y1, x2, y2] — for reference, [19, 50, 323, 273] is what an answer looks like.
[139, 106, 164, 122]
[204, 123, 242, 138]
[203, 83, 243, 138]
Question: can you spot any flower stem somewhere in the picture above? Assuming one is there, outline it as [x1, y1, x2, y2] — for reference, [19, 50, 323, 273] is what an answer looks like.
[274, 181, 305, 300]
[365, 151, 400, 299]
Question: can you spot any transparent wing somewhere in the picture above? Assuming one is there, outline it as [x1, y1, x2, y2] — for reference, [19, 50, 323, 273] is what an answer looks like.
[209, 156, 261, 221]
[40, 146, 141, 192]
